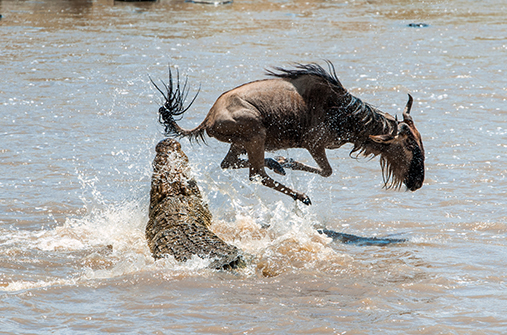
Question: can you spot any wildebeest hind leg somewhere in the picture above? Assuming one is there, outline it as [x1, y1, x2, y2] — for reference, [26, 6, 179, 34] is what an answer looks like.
[220, 144, 249, 170]
[245, 139, 311, 205]
[221, 144, 286, 175]
[275, 146, 332, 177]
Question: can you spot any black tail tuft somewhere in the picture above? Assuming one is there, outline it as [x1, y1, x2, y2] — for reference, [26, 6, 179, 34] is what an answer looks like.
[150, 67, 200, 139]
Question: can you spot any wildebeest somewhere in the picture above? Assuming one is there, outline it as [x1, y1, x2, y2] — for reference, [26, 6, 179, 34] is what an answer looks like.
[152, 62, 425, 205]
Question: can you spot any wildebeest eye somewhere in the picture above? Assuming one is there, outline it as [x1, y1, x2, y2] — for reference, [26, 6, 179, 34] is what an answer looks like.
[399, 123, 411, 134]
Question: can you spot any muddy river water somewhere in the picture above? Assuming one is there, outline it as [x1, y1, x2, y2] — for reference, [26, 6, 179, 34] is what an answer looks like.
[1, 0, 507, 333]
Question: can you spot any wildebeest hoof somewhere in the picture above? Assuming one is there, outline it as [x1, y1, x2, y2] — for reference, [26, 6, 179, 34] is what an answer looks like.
[265, 158, 286, 175]
[275, 156, 294, 168]
[297, 194, 311, 206]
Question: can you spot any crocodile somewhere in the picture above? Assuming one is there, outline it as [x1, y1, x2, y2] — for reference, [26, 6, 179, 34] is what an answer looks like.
[146, 138, 244, 270]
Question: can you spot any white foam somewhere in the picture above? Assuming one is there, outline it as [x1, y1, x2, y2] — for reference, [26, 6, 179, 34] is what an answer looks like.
[1, 159, 351, 292]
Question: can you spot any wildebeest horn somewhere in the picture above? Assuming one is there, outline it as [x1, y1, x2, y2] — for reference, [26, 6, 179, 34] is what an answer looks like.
[403, 94, 413, 123]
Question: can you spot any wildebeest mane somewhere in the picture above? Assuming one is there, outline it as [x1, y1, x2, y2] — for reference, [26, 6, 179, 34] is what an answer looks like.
[266, 62, 396, 139]
[265, 61, 345, 91]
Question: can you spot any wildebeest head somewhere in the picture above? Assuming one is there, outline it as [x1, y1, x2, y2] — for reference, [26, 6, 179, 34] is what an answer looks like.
[369, 95, 425, 191]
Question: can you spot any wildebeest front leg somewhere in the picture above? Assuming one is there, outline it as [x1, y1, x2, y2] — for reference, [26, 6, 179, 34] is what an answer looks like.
[275, 146, 332, 177]
[220, 144, 249, 169]
[245, 139, 311, 205]
[221, 144, 286, 175]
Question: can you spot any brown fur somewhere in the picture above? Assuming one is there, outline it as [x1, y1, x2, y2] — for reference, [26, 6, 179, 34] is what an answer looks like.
[153, 62, 425, 205]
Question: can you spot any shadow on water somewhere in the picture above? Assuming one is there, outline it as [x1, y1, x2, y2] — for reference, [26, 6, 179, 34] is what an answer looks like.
[318, 229, 407, 246]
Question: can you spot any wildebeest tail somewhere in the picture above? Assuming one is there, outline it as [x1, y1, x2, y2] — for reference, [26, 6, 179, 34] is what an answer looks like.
[150, 67, 207, 143]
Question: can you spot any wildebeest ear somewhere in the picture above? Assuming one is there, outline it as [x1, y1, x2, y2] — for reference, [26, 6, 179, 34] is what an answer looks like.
[369, 134, 396, 144]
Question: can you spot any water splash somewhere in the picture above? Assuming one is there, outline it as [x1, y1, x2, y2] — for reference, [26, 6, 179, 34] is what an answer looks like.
[1, 143, 357, 292]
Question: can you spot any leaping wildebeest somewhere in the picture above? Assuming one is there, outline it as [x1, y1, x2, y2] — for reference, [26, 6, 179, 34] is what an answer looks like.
[152, 62, 425, 205]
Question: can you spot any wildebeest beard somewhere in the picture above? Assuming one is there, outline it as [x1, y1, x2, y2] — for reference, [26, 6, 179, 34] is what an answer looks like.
[331, 93, 412, 190]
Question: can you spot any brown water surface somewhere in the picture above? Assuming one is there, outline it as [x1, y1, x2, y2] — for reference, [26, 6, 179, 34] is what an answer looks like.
[1, 0, 507, 333]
